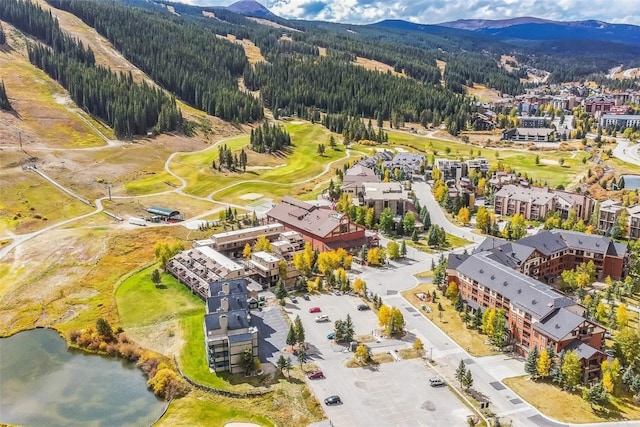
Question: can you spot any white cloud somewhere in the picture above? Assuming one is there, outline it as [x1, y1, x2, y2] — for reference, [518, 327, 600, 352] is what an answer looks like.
[176, 0, 640, 25]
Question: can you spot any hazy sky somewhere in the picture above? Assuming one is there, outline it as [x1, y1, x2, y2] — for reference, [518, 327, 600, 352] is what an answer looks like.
[176, 0, 640, 25]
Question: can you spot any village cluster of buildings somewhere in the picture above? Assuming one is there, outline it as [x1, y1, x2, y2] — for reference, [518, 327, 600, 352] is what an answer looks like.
[165, 146, 640, 379]
[489, 183, 640, 240]
[168, 193, 386, 372]
[447, 230, 628, 382]
[489, 85, 640, 143]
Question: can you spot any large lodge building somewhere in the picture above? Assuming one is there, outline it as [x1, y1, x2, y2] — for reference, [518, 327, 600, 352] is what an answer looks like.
[447, 230, 628, 383]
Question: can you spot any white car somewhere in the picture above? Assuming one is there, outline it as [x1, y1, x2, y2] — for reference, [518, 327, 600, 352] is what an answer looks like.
[315, 315, 330, 323]
[429, 377, 445, 387]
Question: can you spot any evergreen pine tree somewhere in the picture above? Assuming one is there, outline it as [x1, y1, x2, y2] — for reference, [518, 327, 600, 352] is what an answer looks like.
[525, 347, 539, 379]
[0, 80, 11, 111]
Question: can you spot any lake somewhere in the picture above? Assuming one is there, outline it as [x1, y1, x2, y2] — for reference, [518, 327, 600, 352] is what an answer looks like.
[0, 328, 166, 427]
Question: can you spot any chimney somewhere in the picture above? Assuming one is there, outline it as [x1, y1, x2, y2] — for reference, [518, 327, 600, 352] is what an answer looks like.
[219, 314, 228, 333]
[221, 297, 229, 312]
[222, 281, 230, 295]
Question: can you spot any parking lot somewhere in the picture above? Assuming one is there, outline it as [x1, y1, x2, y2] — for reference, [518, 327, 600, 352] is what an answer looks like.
[284, 293, 471, 427]
[251, 305, 289, 365]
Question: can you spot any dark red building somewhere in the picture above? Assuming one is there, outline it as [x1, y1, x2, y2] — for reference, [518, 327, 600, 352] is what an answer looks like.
[266, 197, 372, 252]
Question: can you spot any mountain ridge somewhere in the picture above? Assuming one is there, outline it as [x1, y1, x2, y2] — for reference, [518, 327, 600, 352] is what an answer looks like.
[226, 0, 276, 18]
[371, 17, 640, 48]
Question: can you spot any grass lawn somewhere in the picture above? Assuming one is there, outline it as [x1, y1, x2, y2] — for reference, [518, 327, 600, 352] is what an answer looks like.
[414, 270, 433, 278]
[115, 266, 203, 328]
[407, 233, 472, 253]
[124, 171, 182, 196]
[166, 122, 348, 199]
[0, 173, 95, 235]
[399, 348, 421, 359]
[371, 352, 395, 364]
[158, 390, 275, 427]
[178, 313, 275, 392]
[504, 376, 640, 423]
[401, 283, 499, 357]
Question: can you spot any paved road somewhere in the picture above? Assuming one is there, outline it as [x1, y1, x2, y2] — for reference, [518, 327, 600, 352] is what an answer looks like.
[412, 182, 483, 243]
[610, 137, 640, 167]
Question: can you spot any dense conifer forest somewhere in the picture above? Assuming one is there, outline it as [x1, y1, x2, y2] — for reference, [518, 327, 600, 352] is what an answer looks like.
[47, 0, 264, 123]
[250, 122, 291, 153]
[0, 23, 6, 45]
[1, 0, 182, 137]
[244, 56, 472, 135]
[322, 115, 388, 144]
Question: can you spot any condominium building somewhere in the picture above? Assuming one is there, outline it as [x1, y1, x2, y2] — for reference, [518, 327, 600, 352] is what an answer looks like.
[446, 228, 629, 383]
[599, 114, 640, 129]
[493, 185, 595, 221]
[203, 279, 258, 374]
[597, 200, 640, 239]
[194, 223, 285, 256]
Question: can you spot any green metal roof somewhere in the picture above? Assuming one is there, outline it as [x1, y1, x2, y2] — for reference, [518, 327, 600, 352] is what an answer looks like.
[146, 206, 180, 217]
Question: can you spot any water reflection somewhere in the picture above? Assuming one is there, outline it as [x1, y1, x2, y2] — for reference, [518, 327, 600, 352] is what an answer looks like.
[0, 328, 166, 427]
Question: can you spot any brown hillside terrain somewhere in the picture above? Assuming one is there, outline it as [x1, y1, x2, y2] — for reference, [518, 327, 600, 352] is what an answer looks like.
[223, 34, 265, 65]
[0, 22, 109, 149]
[353, 56, 404, 77]
[31, 0, 150, 84]
[465, 83, 503, 103]
[33, 0, 242, 134]
[0, 15, 246, 237]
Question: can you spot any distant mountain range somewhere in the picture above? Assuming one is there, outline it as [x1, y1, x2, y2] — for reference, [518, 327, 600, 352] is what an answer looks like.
[216, 2, 640, 48]
[436, 17, 640, 47]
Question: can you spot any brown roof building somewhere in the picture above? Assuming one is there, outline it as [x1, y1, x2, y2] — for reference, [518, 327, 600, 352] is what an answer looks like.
[266, 197, 368, 252]
[445, 228, 628, 383]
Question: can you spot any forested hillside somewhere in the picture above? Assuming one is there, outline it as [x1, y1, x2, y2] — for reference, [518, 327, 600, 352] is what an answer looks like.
[47, 0, 263, 123]
[244, 56, 472, 135]
[0, 0, 182, 138]
[0, 23, 6, 45]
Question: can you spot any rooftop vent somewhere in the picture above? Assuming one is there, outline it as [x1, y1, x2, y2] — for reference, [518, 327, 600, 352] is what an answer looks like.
[532, 299, 537, 305]
[491, 274, 495, 280]
[555, 324, 560, 329]
[517, 289, 522, 294]
[480, 269, 484, 274]
[503, 281, 509, 286]
[579, 240, 583, 244]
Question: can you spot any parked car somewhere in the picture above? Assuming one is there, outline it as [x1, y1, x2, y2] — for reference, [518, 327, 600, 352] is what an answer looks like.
[309, 307, 321, 313]
[290, 296, 298, 304]
[327, 332, 335, 340]
[429, 377, 445, 387]
[308, 370, 325, 379]
[357, 304, 370, 311]
[315, 315, 330, 323]
[324, 395, 342, 405]
[302, 294, 310, 301]
[333, 290, 341, 296]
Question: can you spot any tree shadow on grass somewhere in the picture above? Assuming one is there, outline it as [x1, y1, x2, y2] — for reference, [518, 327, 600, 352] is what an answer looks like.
[592, 404, 623, 421]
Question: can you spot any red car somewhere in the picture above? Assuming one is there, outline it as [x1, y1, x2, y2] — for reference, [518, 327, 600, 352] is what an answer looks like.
[307, 370, 325, 379]
[309, 307, 321, 313]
